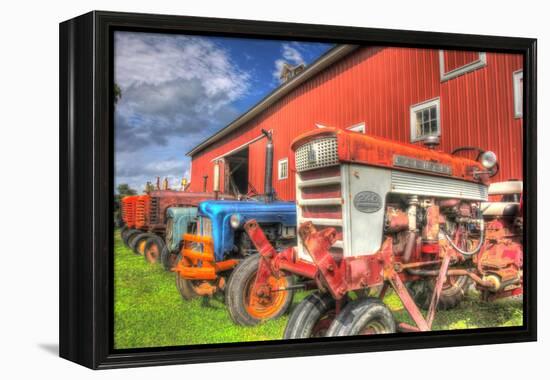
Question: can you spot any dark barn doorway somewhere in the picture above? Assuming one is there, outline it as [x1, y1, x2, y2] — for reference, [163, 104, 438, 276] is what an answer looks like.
[224, 147, 249, 197]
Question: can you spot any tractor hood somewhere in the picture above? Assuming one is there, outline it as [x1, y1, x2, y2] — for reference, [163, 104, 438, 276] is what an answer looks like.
[198, 200, 296, 260]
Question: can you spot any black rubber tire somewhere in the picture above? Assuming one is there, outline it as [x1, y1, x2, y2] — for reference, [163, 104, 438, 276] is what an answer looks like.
[225, 254, 294, 326]
[174, 254, 198, 300]
[284, 292, 336, 339]
[121, 228, 139, 247]
[407, 275, 470, 310]
[160, 244, 178, 271]
[129, 233, 154, 255]
[127, 232, 146, 255]
[144, 235, 166, 263]
[326, 297, 396, 337]
[119, 225, 128, 241]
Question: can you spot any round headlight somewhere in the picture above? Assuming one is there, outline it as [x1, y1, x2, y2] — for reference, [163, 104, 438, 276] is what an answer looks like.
[480, 151, 498, 169]
[230, 214, 241, 229]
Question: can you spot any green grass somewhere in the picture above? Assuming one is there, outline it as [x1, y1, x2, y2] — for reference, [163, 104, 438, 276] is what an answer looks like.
[114, 229, 523, 349]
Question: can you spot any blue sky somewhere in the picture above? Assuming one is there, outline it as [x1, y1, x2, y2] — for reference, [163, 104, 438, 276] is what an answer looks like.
[114, 31, 332, 192]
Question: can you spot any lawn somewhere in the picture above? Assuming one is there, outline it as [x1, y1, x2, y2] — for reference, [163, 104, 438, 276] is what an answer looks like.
[114, 229, 523, 349]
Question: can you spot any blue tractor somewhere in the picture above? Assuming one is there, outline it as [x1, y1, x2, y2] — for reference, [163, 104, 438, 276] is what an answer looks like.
[173, 130, 298, 325]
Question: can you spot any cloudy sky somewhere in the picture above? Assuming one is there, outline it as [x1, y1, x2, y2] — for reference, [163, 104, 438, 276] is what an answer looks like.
[114, 31, 332, 192]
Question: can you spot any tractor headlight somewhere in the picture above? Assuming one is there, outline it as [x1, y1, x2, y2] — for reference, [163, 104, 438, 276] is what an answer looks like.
[230, 214, 242, 229]
[480, 151, 497, 169]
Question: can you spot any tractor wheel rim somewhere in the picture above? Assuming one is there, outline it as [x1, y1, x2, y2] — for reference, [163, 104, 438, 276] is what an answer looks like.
[244, 274, 288, 319]
[137, 240, 147, 255]
[145, 243, 160, 263]
[359, 320, 387, 335]
[311, 311, 335, 337]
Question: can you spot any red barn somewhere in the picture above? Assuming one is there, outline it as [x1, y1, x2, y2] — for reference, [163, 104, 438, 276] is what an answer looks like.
[187, 45, 523, 201]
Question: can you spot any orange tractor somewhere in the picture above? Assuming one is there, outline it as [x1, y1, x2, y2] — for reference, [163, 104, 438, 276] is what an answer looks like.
[228, 128, 523, 336]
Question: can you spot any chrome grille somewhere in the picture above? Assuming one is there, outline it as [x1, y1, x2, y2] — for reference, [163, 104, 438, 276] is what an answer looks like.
[295, 136, 338, 172]
[200, 217, 212, 237]
[149, 197, 160, 224]
[391, 171, 488, 201]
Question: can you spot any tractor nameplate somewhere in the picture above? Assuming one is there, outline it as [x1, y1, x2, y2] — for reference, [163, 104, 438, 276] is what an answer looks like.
[353, 191, 383, 213]
[393, 155, 452, 175]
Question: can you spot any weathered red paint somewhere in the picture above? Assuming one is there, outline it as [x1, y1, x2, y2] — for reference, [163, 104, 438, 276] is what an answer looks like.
[189, 47, 523, 200]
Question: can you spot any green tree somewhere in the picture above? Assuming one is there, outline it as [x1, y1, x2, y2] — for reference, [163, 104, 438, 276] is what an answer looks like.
[114, 183, 137, 225]
[117, 183, 137, 196]
[114, 83, 122, 104]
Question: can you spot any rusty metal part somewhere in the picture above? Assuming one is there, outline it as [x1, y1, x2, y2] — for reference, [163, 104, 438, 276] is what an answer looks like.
[298, 222, 346, 299]
[426, 253, 451, 326]
[422, 205, 440, 242]
[388, 270, 430, 331]
[385, 207, 409, 232]
[402, 231, 417, 263]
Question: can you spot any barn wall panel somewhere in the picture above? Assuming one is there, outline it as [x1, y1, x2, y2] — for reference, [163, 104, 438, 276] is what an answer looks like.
[189, 47, 523, 200]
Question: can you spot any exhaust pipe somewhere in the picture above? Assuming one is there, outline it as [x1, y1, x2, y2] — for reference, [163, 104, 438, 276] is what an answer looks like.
[213, 161, 220, 200]
[262, 129, 274, 203]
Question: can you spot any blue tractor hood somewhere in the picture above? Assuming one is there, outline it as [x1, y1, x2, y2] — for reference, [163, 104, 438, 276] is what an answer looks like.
[198, 200, 296, 261]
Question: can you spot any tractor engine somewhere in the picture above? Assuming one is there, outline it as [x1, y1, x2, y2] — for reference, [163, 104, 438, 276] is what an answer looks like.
[291, 128, 523, 298]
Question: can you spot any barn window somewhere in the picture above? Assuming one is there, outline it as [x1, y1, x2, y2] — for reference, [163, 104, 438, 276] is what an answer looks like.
[513, 70, 523, 118]
[278, 158, 288, 180]
[439, 50, 487, 81]
[347, 122, 366, 133]
[410, 98, 441, 142]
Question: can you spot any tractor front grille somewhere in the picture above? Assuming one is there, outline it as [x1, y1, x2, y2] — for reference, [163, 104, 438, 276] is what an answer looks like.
[295, 136, 339, 172]
[391, 171, 488, 201]
[200, 217, 212, 238]
[135, 195, 150, 229]
[149, 196, 160, 225]
[122, 196, 137, 228]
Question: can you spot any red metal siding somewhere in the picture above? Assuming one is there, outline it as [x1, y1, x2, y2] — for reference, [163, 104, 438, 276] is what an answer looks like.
[189, 47, 523, 201]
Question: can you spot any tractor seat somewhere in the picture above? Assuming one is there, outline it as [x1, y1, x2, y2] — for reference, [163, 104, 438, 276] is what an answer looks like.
[481, 202, 521, 217]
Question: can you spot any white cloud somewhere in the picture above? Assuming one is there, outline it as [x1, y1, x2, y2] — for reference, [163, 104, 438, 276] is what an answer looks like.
[114, 32, 250, 191]
[272, 43, 306, 82]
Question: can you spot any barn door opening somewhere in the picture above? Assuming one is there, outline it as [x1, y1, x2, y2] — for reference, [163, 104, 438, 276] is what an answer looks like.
[223, 147, 250, 197]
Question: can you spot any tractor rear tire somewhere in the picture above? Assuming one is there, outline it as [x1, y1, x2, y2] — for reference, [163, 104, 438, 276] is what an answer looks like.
[130, 233, 153, 255]
[144, 235, 165, 264]
[226, 254, 294, 326]
[326, 297, 396, 337]
[284, 292, 336, 339]
[407, 275, 470, 310]
[175, 254, 199, 300]
[121, 228, 139, 247]
[160, 244, 178, 271]
[119, 225, 128, 241]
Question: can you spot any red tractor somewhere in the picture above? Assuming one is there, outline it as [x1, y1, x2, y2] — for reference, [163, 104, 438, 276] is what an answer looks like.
[230, 128, 523, 336]
[120, 183, 233, 268]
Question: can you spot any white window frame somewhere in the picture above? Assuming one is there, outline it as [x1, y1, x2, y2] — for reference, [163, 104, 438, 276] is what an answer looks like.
[439, 50, 487, 82]
[410, 98, 441, 142]
[278, 158, 289, 180]
[513, 70, 523, 118]
[347, 122, 366, 133]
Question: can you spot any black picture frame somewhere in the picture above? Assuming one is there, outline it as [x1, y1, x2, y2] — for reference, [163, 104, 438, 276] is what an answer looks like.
[59, 10, 537, 369]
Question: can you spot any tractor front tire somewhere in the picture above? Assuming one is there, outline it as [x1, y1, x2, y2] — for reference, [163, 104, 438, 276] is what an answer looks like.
[160, 245, 178, 271]
[407, 275, 470, 310]
[326, 297, 396, 337]
[175, 254, 198, 300]
[144, 235, 166, 264]
[284, 292, 336, 339]
[226, 254, 294, 326]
